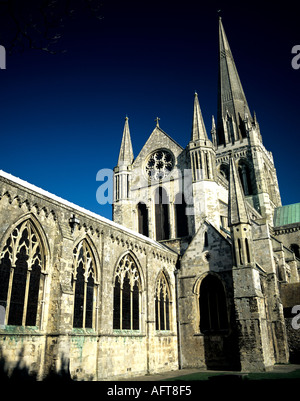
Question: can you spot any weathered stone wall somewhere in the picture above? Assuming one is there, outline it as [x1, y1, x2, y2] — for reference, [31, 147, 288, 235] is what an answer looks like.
[274, 225, 300, 254]
[0, 329, 46, 378]
[280, 283, 300, 363]
[0, 173, 178, 380]
[285, 318, 300, 363]
[177, 218, 240, 369]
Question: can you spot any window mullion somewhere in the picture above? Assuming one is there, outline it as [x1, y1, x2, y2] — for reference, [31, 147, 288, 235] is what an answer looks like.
[158, 298, 161, 330]
[130, 289, 133, 330]
[72, 277, 77, 327]
[94, 283, 99, 331]
[39, 272, 47, 330]
[164, 298, 166, 330]
[22, 269, 31, 326]
[120, 288, 123, 330]
[5, 266, 14, 324]
[83, 280, 87, 329]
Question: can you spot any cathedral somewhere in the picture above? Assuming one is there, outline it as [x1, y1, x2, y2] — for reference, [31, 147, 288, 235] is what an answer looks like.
[0, 18, 299, 380]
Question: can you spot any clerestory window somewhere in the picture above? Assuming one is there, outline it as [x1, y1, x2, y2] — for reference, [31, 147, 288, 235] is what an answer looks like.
[175, 193, 189, 238]
[137, 202, 149, 237]
[155, 187, 170, 241]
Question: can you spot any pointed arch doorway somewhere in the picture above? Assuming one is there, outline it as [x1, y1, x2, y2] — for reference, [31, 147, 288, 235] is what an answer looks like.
[197, 273, 241, 370]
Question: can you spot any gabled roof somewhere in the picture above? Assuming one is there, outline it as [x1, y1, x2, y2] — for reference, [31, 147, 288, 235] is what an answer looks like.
[274, 203, 300, 227]
[133, 125, 184, 168]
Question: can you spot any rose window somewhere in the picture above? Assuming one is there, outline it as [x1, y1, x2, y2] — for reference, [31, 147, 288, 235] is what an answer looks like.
[145, 150, 174, 180]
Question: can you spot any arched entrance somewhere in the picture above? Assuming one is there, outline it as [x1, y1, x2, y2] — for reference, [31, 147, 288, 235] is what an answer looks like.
[197, 273, 240, 370]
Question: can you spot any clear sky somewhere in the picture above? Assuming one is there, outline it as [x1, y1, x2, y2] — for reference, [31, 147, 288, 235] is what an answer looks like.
[0, 0, 299, 220]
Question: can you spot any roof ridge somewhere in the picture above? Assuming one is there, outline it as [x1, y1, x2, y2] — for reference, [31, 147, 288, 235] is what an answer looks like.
[0, 169, 177, 253]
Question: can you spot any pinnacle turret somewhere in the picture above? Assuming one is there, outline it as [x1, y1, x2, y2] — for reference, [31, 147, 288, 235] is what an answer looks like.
[117, 116, 134, 166]
[191, 92, 208, 142]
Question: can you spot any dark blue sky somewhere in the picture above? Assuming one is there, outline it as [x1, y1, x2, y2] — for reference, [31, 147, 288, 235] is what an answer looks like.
[0, 0, 299, 220]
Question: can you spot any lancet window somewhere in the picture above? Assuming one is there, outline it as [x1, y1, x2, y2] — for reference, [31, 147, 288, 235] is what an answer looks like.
[155, 187, 170, 241]
[175, 193, 189, 238]
[113, 253, 141, 330]
[0, 220, 45, 327]
[137, 202, 149, 237]
[238, 160, 253, 196]
[155, 271, 171, 331]
[72, 240, 97, 329]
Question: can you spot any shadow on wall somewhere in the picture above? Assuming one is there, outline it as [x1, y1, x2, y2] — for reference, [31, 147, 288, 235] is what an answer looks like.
[0, 346, 73, 382]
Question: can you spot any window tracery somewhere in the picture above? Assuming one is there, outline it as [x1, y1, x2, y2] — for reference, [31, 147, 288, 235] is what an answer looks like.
[155, 271, 171, 331]
[145, 150, 174, 181]
[72, 240, 97, 329]
[0, 220, 45, 327]
[113, 253, 141, 330]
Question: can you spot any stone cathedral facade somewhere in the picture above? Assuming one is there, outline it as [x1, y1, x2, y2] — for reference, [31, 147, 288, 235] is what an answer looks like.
[0, 19, 300, 380]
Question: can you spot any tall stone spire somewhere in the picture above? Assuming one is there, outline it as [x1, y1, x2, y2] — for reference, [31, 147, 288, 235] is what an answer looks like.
[117, 116, 134, 166]
[228, 155, 250, 226]
[217, 18, 252, 145]
[191, 92, 208, 142]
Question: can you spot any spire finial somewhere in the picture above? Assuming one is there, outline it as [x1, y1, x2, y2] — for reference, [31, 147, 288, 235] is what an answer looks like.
[155, 117, 160, 127]
[217, 16, 252, 144]
[212, 115, 216, 130]
[191, 92, 208, 142]
[117, 116, 134, 166]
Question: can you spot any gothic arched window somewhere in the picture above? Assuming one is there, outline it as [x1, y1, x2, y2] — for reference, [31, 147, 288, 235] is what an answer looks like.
[199, 275, 228, 334]
[72, 240, 97, 329]
[155, 272, 171, 331]
[137, 202, 149, 237]
[238, 160, 253, 196]
[175, 193, 189, 238]
[155, 187, 170, 241]
[0, 220, 46, 327]
[226, 114, 235, 143]
[113, 254, 141, 331]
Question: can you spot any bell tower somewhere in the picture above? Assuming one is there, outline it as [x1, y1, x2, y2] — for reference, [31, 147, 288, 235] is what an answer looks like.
[216, 18, 281, 224]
